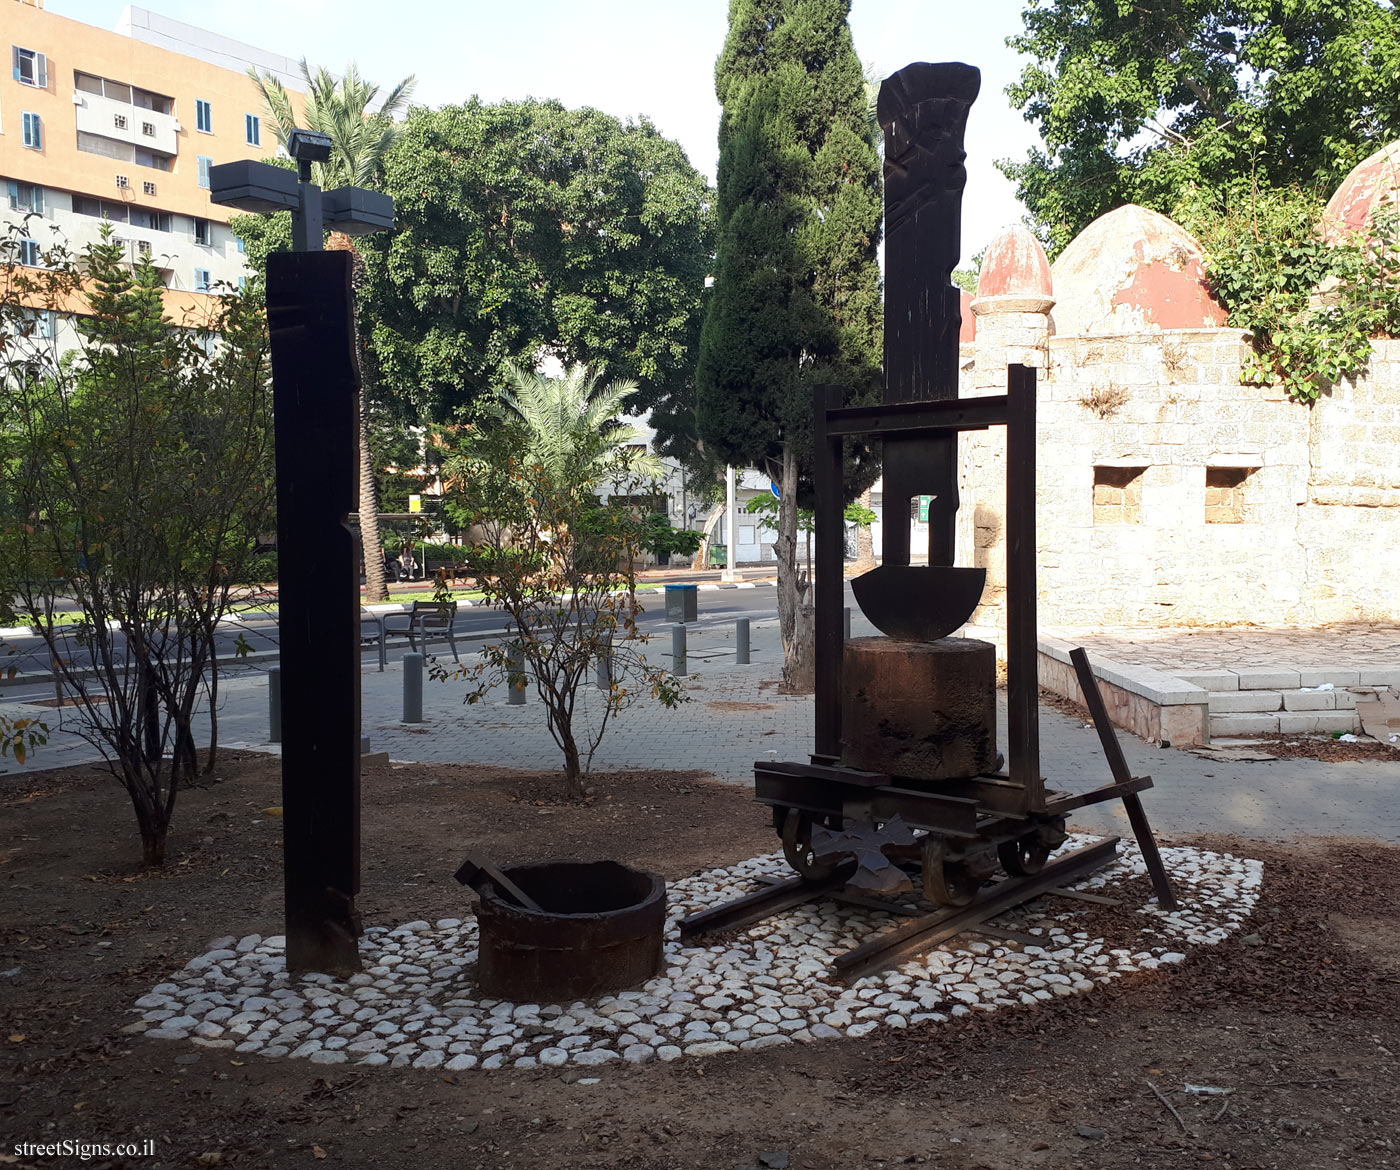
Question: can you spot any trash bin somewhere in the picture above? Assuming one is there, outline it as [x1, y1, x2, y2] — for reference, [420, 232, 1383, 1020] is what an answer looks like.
[665, 583, 698, 623]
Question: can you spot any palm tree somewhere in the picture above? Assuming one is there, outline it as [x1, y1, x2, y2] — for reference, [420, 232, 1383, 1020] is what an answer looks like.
[248, 60, 416, 602]
[487, 362, 667, 490]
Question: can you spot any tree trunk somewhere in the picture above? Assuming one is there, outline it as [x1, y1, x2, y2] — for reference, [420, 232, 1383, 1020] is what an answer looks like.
[358, 397, 389, 602]
[853, 487, 876, 572]
[328, 230, 389, 605]
[559, 729, 585, 801]
[692, 500, 728, 569]
[775, 445, 816, 692]
[130, 786, 168, 867]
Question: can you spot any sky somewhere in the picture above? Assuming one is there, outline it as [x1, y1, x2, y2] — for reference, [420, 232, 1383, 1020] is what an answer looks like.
[51, 0, 1045, 267]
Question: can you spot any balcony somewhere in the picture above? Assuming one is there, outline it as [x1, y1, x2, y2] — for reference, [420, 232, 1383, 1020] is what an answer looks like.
[74, 91, 179, 157]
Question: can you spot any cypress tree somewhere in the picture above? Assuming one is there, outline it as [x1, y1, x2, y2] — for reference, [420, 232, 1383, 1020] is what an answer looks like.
[696, 0, 882, 691]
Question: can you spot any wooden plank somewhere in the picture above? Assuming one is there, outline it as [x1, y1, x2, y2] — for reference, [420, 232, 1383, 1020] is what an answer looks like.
[1069, 647, 1179, 911]
[825, 395, 1007, 437]
[1005, 365, 1041, 809]
[833, 837, 1120, 982]
[1042, 774, 1153, 815]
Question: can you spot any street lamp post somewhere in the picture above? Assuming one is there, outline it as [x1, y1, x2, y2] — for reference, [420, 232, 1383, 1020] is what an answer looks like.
[208, 135, 395, 976]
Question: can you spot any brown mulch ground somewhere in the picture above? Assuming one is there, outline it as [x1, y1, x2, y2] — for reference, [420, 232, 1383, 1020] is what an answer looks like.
[3, 753, 1399, 1170]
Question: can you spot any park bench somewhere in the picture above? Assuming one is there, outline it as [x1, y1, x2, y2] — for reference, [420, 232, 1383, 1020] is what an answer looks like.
[379, 599, 460, 666]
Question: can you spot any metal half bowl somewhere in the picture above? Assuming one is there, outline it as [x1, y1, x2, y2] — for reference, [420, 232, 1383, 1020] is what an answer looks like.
[850, 564, 988, 642]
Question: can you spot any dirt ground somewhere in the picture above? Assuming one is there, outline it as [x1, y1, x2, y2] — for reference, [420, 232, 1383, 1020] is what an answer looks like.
[3, 752, 1399, 1170]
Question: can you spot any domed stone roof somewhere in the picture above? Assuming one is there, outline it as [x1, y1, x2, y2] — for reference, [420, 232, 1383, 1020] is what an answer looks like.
[1324, 140, 1400, 241]
[1049, 204, 1227, 335]
[975, 223, 1052, 302]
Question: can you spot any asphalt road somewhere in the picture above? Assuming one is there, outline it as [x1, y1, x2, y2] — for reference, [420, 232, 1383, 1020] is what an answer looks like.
[0, 584, 797, 702]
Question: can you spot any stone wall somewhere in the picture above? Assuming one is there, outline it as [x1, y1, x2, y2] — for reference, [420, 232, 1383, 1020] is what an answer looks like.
[958, 330, 1400, 631]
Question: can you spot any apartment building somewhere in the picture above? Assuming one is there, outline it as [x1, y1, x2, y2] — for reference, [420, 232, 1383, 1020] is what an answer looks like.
[2, 0, 303, 344]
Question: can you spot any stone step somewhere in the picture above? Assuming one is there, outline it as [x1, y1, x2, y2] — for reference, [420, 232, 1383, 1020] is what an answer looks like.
[1209, 710, 1361, 737]
[1181, 667, 1400, 691]
[1207, 688, 1362, 713]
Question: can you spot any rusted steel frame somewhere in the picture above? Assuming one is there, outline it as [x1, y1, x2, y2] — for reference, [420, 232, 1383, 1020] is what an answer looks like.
[759, 759, 889, 788]
[933, 775, 1032, 817]
[813, 383, 846, 761]
[1069, 647, 1179, 911]
[1042, 774, 1153, 815]
[755, 873, 925, 919]
[1005, 365, 1041, 810]
[1042, 886, 1122, 907]
[833, 836, 1120, 982]
[754, 768, 981, 838]
[679, 870, 845, 940]
[825, 395, 1007, 437]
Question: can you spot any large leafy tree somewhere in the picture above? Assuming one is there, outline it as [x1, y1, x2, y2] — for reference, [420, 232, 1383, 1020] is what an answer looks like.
[359, 99, 713, 425]
[1000, 0, 1400, 253]
[244, 60, 416, 602]
[695, 0, 882, 691]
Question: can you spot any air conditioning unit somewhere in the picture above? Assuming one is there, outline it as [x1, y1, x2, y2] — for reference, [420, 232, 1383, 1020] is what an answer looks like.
[115, 175, 130, 189]
[72, 92, 84, 105]
[172, 122, 182, 132]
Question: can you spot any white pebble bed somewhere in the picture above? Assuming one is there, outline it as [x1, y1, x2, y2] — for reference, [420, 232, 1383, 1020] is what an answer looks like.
[127, 836, 1261, 1070]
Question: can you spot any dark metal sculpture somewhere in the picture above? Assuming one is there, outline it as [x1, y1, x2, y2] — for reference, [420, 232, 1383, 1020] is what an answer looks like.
[852, 62, 986, 645]
[267, 251, 364, 976]
[682, 62, 1179, 978]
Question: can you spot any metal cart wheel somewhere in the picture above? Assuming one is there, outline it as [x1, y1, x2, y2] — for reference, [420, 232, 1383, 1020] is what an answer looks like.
[921, 835, 977, 907]
[781, 808, 839, 882]
[998, 834, 1052, 877]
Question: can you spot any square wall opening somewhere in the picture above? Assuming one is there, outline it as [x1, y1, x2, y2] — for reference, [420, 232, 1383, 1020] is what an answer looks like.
[1206, 467, 1252, 523]
[1093, 466, 1146, 524]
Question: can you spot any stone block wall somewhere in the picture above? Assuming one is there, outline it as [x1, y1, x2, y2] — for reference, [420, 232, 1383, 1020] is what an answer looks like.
[958, 328, 1400, 631]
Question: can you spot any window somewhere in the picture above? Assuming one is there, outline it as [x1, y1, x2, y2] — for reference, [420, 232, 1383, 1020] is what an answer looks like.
[135, 239, 152, 257]
[129, 207, 171, 232]
[193, 217, 211, 246]
[235, 236, 245, 253]
[115, 174, 130, 190]
[16, 238, 42, 267]
[196, 99, 212, 134]
[21, 308, 55, 339]
[113, 113, 128, 130]
[142, 121, 155, 137]
[197, 156, 213, 189]
[77, 131, 135, 161]
[7, 181, 44, 214]
[238, 275, 248, 293]
[142, 180, 157, 196]
[193, 268, 212, 292]
[12, 47, 48, 88]
[132, 87, 172, 115]
[245, 113, 260, 146]
[1093, 466, 1146, 525]
[1205, 467, 1253, 524]
[22, 111, 42, 149]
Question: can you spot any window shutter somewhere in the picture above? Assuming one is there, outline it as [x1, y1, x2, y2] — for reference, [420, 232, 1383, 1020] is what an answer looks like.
[36, 53, 47, 89]
[11, 46, 19, 82]
[6, 181, 17, 209]
[33, 186, 44, 214]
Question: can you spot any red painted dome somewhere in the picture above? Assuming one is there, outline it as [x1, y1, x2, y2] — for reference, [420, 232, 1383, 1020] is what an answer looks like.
[976, 224, 1052, 300]
[1050, 204, 1227, 334]
[958, 287, 976, 342]
[1324, 140, 1400, 241]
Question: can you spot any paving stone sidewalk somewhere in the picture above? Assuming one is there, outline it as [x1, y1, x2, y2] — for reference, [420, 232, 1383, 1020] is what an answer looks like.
[5, 613, 1398, 844]
[1052, 623, 1400, 673]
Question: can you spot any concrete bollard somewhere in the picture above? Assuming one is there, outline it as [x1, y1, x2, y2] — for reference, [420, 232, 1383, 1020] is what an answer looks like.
[672, 623, 687, 676]
[507, 643, 527, 705]
[268, 666, 282, 744]
[403, 652, 423, 723]
[844, 606, 851, 641]
[595, 650, 612, 691]
[735, 618, 750, 665]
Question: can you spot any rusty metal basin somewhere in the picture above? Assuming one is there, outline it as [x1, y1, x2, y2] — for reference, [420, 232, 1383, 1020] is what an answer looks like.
[475, 859, 666, 1002]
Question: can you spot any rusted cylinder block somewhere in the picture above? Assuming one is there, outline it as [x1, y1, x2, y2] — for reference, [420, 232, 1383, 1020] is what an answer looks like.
[841, 637, 997, 780]
[475, 860, 665, 1002]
